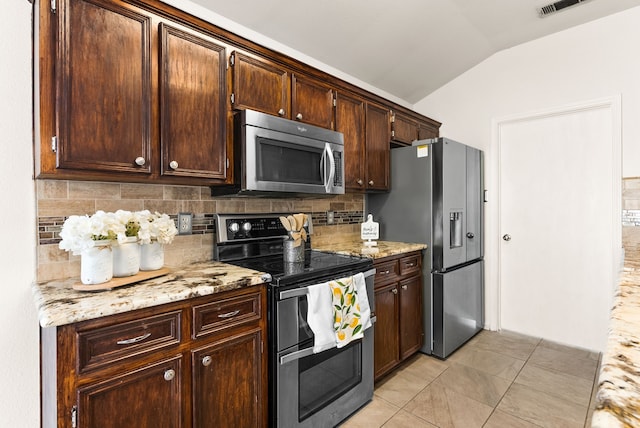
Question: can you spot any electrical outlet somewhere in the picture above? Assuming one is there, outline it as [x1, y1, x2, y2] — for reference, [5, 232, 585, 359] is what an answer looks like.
[326, 211, 334, 225]
[178, 212, 192, 235]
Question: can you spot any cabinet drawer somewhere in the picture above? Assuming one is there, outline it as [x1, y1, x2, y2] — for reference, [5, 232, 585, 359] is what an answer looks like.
[193, 290, 262, 339]
[77, 311, 181, 373]
[399, 254, 421, 277]
[374, 260, 399, 286]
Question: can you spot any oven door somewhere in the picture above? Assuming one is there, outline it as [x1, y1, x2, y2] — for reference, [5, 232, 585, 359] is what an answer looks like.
[245, 125, 344, 195]
[274, 269, 375, 427]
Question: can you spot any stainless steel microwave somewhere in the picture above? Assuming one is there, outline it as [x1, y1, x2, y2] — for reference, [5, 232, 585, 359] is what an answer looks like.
[212, 109, 345, 197]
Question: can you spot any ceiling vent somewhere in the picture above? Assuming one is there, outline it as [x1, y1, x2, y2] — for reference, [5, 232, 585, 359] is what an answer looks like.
[539, 0, 589, 17]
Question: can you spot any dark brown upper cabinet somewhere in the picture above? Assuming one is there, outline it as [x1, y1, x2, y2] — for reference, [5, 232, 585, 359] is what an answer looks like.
[230, 52, 335, 129]
[159, 23, 228, 180]
[230, 51, 290, 118]
[36, 0, 231, 185]
[365, 102, 391, 191]
[291, 74, 335, 129]
[54, 0, 153, 176]
[391, 112, 419, 146]
[336, 91, 366, 190]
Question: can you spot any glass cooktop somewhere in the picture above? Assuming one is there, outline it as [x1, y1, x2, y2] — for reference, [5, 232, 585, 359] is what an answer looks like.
[229, 250, 372, 286]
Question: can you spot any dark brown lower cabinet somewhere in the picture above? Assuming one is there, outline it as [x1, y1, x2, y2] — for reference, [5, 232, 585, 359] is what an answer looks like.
[41, 285, 267, 428]
[373, 251, 424, 381]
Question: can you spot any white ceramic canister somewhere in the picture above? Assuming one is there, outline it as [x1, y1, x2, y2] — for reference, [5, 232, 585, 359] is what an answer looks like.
[140, 241, 164, 271]
[112, 237, 140, 277]
[80, 240, 113, 285]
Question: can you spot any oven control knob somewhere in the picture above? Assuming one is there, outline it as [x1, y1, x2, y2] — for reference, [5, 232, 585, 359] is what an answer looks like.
[242, 222, 252, 232]
[228, 222, 240, 233]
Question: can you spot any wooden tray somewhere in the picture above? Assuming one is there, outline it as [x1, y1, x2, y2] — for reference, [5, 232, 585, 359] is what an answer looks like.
[72, 267, 171, 291]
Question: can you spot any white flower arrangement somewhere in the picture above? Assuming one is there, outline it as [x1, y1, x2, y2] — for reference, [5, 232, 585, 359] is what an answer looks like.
[136, 210, 178, 245]
[59, 210, 178, 254]
[58, 210, 123, 255]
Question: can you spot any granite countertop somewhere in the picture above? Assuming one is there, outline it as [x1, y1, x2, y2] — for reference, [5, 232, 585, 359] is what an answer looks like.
[32, 261, 270, 328]
[592, 246, 640, 427]
[313, 240, 427, 259]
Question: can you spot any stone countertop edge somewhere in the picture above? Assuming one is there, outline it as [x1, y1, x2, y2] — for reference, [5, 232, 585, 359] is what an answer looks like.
[592, 248, 640, 427]
[32, 261, 269, 329]
[312, 240, 427, 259]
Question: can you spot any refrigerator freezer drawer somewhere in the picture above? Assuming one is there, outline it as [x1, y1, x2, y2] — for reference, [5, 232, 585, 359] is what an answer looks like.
[432, 260, 484, 358]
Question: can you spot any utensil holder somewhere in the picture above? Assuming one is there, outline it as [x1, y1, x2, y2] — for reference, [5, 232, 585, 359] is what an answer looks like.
[283, 239, 304, 263]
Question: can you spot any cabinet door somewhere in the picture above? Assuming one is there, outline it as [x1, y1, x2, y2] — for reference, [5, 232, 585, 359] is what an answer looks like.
[231, 51, 290, 118]
[192, 328, 263, 428]
[365, 102, 391, 191]
[291, 74, 334, 129]
[159, 23, 227, 180]
[373, 283, 399, 380]
[56, 0, 152, 174]
[77, 356, 182, 428]
[418, 121, 439, 140]
[392, 112, 419, 145]
[399, 276, 423, 360]
[335, 92, 366, 190]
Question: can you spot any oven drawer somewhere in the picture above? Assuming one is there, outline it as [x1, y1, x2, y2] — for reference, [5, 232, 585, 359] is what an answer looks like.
[192, 290, 262, 339]
[77, 311, 181, 373]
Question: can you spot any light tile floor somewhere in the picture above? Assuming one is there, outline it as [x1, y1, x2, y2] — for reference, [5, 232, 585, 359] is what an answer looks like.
[341, 330, 601, 428]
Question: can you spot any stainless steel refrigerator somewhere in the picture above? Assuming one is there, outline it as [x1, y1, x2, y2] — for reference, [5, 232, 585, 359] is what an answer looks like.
[368, 138, 484, 359]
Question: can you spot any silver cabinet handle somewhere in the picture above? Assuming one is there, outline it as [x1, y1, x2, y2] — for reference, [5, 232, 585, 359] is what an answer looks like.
[296, 113, 303, 120]
[381, 270, 391, 275]
[405, 262, 415, 267]
[368, 180, 374, 186]
[135, 156, 145, 166]
[217, 310, 240, 319]
[278, 108, 285, 116]
[503, 234, 511, 241]
[202, 356, 212, 367]
[169, 160, 178, 170]
[391, 288, 398, 295]
[164, 369, 175, 381]
[401, 284, 408, 290]
[357, 179, 363, 186]
[116, 332, 151, 345]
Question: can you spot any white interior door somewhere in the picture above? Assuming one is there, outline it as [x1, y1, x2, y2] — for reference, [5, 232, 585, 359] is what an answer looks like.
[498, 100, 620, 352]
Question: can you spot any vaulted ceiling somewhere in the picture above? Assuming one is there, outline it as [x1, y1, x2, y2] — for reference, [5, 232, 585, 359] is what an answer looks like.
[190, 0, 640, 104]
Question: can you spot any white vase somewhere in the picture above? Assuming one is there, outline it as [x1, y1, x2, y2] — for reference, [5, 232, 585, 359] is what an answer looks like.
[112, 237, 140, 277]
[80, 240, 113, 285]
[140, 241, 164, 271]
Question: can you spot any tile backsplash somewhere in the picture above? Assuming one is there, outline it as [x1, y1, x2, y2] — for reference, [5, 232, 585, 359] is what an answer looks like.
[36, 180, 364, 282]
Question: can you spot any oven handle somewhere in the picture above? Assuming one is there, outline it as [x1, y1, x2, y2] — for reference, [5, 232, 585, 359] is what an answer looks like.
[279, 315, 377, 366]
[278, 268, 376, 300]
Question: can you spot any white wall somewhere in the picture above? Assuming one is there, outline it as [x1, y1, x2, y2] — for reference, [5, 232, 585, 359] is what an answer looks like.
[414, 7, 640, 336]
[1, 1, 39, 426]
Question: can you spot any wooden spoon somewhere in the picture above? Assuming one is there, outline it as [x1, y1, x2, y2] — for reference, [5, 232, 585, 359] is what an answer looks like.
[279, 216, 291, 231]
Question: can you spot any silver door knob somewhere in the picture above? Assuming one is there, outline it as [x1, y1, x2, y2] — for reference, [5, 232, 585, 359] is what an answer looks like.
[169, 160, 178, 170]
[278, 108, 285, 116]
[135, 157, 145, 166]
[296, 113, 303, 120]
[503, 234, 511, 241]
[164, 369, 175, 381]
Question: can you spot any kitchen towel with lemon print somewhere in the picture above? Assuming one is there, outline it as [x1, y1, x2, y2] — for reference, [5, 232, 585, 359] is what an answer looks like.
[330, 274, 366, 347]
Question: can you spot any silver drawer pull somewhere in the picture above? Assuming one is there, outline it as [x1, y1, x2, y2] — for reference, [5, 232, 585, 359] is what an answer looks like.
[116, 332, 151, 345]
[381, 270, 391, 275]
[405, 263, 415, 267]
[218, 310, 240, 319]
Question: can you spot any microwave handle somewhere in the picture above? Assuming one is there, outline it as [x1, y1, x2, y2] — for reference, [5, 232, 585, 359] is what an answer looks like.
[324, 143, 336, 192]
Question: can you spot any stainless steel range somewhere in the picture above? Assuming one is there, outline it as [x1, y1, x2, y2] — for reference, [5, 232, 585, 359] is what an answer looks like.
[214, 213, 375, 428]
